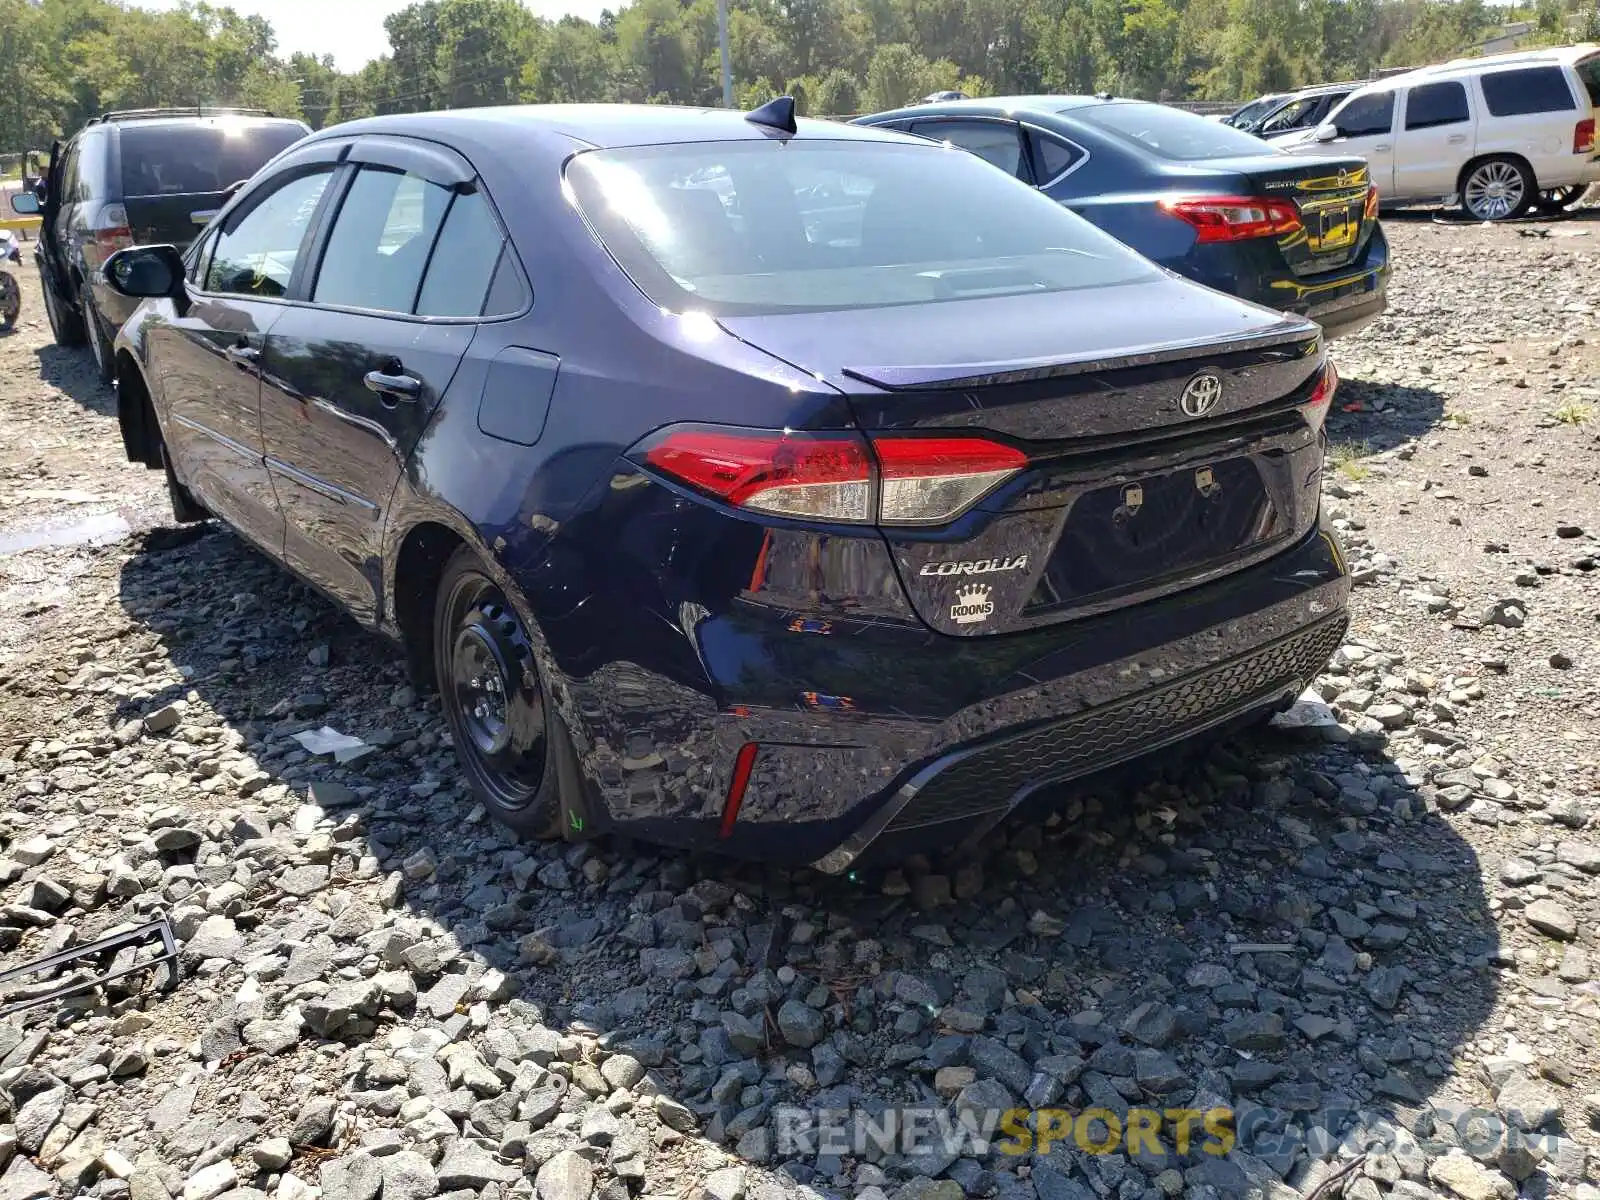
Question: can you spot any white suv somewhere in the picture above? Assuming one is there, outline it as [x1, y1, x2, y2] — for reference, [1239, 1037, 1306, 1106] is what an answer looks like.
[1273, 44, 1600, 220]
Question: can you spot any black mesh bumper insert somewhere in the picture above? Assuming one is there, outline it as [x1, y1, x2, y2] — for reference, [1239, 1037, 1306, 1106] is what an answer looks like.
[884, 615, 1348, 832]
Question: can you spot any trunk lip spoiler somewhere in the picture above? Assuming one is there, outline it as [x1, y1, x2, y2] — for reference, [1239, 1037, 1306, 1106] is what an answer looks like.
[838, 323, 1320, 392]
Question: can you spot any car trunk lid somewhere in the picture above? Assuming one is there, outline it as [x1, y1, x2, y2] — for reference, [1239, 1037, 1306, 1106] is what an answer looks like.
[721, 274, 1330, 637]
[1195, 153, 1377, 276]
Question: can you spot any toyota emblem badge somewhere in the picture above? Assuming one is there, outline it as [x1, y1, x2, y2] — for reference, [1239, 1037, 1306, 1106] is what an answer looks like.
[1180, 373, 1223, 417]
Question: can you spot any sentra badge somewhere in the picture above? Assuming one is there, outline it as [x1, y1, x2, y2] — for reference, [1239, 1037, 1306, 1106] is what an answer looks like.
[920, 555, 1029, 577]
[950, 584, 995, 626]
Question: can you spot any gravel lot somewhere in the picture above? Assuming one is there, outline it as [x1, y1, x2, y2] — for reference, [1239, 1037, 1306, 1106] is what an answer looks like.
[0, 211, 1598, 1200]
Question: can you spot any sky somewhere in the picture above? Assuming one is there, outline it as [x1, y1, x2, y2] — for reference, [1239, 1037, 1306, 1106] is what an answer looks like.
[125, 0, 607, 71]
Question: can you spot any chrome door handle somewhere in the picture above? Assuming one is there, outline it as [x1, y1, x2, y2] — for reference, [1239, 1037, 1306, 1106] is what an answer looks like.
[1447, 134, 1468, 144]
[364, 370, 422, 403]
[1373, 143, 1392, 152]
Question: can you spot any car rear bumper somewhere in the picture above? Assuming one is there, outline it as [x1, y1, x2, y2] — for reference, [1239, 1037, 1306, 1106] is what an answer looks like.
[569, 523, 1350, 869]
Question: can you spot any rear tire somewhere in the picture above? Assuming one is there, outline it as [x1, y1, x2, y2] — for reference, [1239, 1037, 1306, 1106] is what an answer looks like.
[433, 547, 565, 841]
[1536, 185, 1586, 214]
[41, 271, 85, 347]
[1459, 156, 1534, 221]
[84, 294, 114, 383]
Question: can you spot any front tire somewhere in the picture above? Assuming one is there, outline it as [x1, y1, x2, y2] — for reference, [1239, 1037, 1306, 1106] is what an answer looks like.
[0, 271, 18, 333]
[1460, 157, 1534, 221]
[434, 548, 564, 840]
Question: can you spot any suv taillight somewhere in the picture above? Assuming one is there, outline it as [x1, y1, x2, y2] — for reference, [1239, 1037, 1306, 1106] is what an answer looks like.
[1363, 184, 1379, 221]
[1302, 359, 1338, 434]
[1576, 118, 1596, 155]
[94, 203, 133, 253]
[1159, 195, 1302, 243]
[639, 428, 1027, 526]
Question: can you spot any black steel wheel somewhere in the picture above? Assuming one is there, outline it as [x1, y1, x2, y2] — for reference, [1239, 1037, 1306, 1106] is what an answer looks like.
[434, 548, 563, 838]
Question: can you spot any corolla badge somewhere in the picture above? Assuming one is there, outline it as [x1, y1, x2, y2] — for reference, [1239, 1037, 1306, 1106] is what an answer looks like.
[950, 584, 995, 626]
[1180, 373, 1223, 417]
[920, 555, 1029, 577]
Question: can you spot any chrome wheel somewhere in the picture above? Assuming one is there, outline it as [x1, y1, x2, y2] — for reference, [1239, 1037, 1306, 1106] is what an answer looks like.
[1462, 161, 1527, 221]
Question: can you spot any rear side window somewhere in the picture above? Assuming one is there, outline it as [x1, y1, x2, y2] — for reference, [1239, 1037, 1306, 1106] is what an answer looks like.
[1027, 130, 1083, 181]
[564, 139, 1155, 318]
[1332, 92, 1395, 137]
[1479, 67, 1578, 116]
[914, 121, 1025, 177]
[313, 167, 450, 313]
[1577, 55, 1600, 105]
[1072, 103, 1280, 160]
[1405, 82, 1470, 130]
[416, 190, 506, 317]
[118, 122, 308, 197]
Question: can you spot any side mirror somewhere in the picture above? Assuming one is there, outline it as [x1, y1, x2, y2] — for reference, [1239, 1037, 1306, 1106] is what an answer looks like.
[8, 191, 40, 216]
[103, 244, 185, 300]
[1314, 124, 1339, 143]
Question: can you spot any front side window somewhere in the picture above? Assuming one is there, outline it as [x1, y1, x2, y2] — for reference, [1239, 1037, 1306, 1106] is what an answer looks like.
[564, 139, 1156, 318]
[1480, 67, 1578, 117]
[1260, 98, 1317, 134]
[1405, 82, 1470, 130]
[1072, 102, 1282, 160]
[205, 169, 332, 297]
[312, 167, 451, 313]
[1331, 91, 1395, 138]
[913, 121, 1025, 177]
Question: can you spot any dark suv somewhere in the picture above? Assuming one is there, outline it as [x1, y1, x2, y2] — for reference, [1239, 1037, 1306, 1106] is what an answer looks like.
[28, 108, 309, 381]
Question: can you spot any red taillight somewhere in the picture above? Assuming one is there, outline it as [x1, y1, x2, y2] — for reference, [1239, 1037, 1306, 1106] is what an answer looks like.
[1302, 359, 1338, 434]
[93, 204, 133, 255]
[1363, 185, 1379, 222]
[1575, 117, 1596, 154]
[719, 743, 759, 838]
[644, 430, 873, 521]
[1159, 195, 1302, 244]
[640, 428, 1026, 526]
[873, 436, 1028, 524]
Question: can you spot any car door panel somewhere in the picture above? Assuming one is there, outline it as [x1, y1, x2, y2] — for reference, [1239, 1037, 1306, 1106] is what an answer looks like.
[151, 294, 285, 555]
[260, 311, 475, 621]
[1320, 93, 1397, 195]
[1393, 81, 1474, 199]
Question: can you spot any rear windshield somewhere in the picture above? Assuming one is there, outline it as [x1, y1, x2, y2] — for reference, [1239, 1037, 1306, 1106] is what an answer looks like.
[565, 139, 1155, 318]
[1076, 102, 1282, 160]
[118, 121, 309, 197]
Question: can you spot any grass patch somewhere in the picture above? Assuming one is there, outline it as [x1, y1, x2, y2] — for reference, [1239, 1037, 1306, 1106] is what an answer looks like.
[1327, 439, 1371, 482]
[1553, 401, 1593, 426]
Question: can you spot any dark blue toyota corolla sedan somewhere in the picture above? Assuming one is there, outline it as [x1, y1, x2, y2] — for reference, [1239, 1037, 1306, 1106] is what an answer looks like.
[855, 97, 1390, 340]
[102, 101, 1350, 872]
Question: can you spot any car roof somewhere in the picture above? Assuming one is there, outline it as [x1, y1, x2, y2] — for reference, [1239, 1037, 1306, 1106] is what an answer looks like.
[1428, 41, 1598, 71]
[860, 95, 1172, 123]
[1286, 82, 1358, 96]
[311, 104, 910, 150]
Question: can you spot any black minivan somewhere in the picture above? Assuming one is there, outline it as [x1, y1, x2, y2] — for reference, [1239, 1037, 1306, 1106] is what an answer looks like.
[16, 108, 309, 381]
